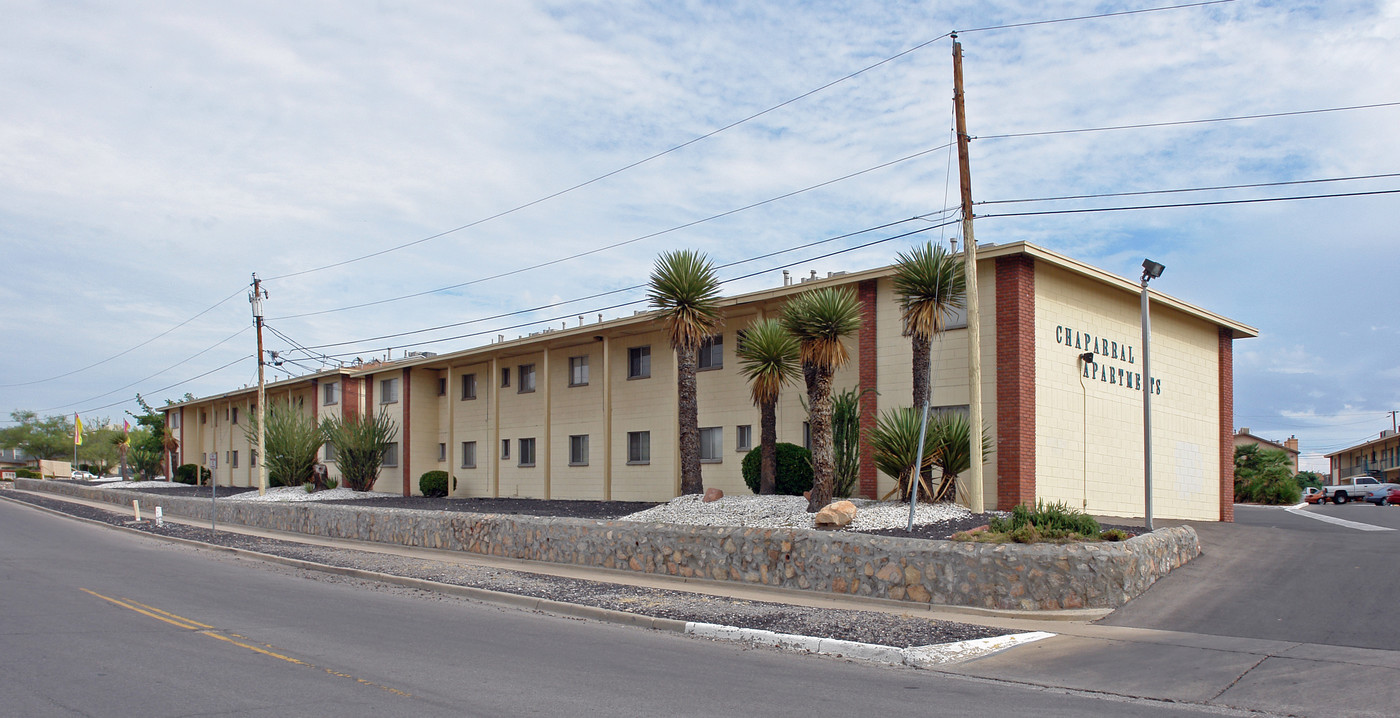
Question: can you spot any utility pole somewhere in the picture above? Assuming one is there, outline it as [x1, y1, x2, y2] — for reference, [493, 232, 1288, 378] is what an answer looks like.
[249, 274, 268, 496]
[952, 33, 985, 513]
[1390, 410, 1398, 433]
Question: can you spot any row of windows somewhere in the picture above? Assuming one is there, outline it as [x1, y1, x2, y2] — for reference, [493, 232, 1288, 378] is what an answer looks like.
[446, 425, 756, 469]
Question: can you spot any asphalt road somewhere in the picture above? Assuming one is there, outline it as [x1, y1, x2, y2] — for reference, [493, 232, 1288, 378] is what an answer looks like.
[1, 497, 1234, 717]
[1100, 503, 1400, 649]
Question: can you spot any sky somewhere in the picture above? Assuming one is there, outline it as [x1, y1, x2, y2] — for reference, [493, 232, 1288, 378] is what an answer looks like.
[2, 0, 1396, 473]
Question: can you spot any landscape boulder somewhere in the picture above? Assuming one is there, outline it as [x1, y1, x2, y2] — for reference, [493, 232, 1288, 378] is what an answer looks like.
[702, 488, 724, 503]
[814, 500, 857, 529]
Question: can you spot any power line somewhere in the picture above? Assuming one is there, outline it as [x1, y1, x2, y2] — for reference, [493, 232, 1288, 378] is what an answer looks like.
[978, 101, 1400, 140]
[958, 0, 1236, 34]
[977, 187, 1400, 219]
[76, 354, 255, 415]
[0, 286, 246, 388]
[270, 143, 954, 320]
[979, 172, 1400, 205]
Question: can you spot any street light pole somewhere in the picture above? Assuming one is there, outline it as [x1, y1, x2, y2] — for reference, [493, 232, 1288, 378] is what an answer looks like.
[1140, 259, 1165, 531]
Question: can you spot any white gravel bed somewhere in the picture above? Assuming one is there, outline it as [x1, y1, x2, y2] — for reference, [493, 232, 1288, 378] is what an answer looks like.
[618, 494, 972, 530]
[93, 479, 184, 488]
[221, 486, 394, 502]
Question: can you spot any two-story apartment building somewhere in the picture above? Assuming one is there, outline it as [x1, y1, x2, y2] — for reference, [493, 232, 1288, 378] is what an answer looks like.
[1326, 430, 1400, 484]
[164, 241, 1256, 521]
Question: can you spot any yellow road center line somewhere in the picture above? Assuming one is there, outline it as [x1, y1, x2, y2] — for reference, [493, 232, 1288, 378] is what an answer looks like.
[80, 588, 412, 699]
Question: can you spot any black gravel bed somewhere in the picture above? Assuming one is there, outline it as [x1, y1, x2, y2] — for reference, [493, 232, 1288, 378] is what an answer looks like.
[4, 490, 1014, 649]
[320, 495, 662, 519]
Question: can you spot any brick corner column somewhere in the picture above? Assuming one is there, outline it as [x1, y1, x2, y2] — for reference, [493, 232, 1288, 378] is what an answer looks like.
[1218, 328, 1235, 522]
[856, 279, 879, 499]
[995, 254, 1036, 510]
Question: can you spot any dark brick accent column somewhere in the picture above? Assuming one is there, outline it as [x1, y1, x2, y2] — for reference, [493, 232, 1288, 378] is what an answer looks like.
[344, 378, 361, 421]
[311, 379, 320, 425]
[1218, 328, 1235, 522]
[857, 279, 879, 499]
[402, 368, 412, 497]
[995, 255, 1036, 510]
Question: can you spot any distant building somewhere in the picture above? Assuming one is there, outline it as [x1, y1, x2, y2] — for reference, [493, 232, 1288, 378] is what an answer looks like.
[165, 241, 1256, 522]
[1325, 430, 1400, 484]
[0, 448, 35, 468]
[1232, 428, 1300, 474]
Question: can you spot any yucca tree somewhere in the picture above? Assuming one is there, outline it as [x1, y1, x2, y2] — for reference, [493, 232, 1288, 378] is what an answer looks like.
[868, 406, 938, 501]
[113, 431, 130, 481]
[927, 411, 992, 503]
[647, 249, 724, 495]
[780, 286, 861, 512]
[320, 410, 398, 492]
[734, 318, 801, 495]
[160, 427, 180, 481]
[892, 241, 966, 407]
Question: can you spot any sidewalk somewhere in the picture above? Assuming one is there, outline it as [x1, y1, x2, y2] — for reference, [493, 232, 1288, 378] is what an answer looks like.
[10, 485, 1400, 717]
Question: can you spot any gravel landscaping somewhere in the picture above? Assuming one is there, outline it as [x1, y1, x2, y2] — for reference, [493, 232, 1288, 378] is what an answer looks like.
[4, 489, 1017, 648]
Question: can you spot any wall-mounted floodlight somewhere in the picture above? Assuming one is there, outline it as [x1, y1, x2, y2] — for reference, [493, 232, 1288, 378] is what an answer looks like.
[1079, 352, 1095, 363]
[1142, 259, 1165, 282]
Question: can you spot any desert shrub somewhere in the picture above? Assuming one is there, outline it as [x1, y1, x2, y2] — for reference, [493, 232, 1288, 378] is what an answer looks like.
[15, 468, 39, 479]
[742, 443, 814, 496]
[320, 410, 398, 492]
[245, 400, 323, 488]
[175, 463, 211, 485]
[1100, 528, 1129, 542]
[420, 470, 449, 498]
[990, 500, 1101, 540]
[831, 387, 868, 499]
[1239, 465, 1302, 505]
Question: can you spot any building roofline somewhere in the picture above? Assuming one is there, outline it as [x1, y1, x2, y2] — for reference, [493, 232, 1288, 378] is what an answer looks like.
[1234, 431, 1299, 457]
[163, 366, 355, 411]
[1323, 430, 1400, 458]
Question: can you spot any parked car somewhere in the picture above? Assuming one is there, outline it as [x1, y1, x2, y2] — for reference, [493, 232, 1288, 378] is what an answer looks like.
[1364, 487, 1400, 506]
[70, 470, 96, 480]
[1321, 476, 1397, 504]
[1303, 486, 1325, 504]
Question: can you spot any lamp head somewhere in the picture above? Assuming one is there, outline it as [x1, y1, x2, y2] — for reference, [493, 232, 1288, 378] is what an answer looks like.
[1141, 259, 1165, 282]
[1079, 352, 1095, 363]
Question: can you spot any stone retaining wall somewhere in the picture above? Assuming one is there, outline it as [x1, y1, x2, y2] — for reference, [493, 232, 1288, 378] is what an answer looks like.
[16, 479, 1199, 610]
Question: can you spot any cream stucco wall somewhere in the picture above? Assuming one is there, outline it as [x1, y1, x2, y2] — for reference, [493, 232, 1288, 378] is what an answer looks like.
[1034, 264, 1221, 521]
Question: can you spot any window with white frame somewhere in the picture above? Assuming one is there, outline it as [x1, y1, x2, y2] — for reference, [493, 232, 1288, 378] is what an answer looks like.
[518, 438, 536, 467]
[170, 412, 181, 429]
[698, 334, 723, 370]
[438, 443, 447, 462]
[381, 377, 399, 404]
[230, 450, 239, 468]
[736, 424, 753, 452]
[518, 364, 536, 393]
[324, 443, 337, 463]
[323, 381, 339, 406]
[627, 431, 650, 464]
[700, 427, 723, 462]
[569, 356, 589, 387]
[569, 435, 588, 466]
[461, 441, 476, 468]
[501, 367, 511, 388]
[461, 373, 477, 400]
[628, 346, 650, 379]
[231, 406, 239, 424]
[501, 438, 510, 460]
[383, 442, 399, 467]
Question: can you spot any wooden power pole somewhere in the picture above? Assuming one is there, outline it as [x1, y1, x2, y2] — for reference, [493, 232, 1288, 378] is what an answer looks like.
[952, 34, 985, 513]
[250, 274, 268, 496]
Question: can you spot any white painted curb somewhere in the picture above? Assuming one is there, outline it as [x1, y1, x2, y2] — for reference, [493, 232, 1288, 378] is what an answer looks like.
[684, 622, 1055, 668]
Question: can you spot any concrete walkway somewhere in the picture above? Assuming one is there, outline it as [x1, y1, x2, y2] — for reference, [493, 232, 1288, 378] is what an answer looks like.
[9, 485, 1399, 717]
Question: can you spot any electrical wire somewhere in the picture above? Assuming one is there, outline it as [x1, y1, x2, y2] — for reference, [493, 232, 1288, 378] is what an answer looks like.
[979, 172, 1400, 206]
[977, 188, 1400, 219]
[957, 0, 1235, 34]
[978, 101, 1400, 140]
[269, 143, 954, 320]
[75, 354, 255, 414]
[0, 286, 246, 388]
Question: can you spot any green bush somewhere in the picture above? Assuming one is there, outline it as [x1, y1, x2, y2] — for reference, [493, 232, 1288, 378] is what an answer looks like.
[174, 463, 211, 485]
[742, 443, 813, 496]
[990, 500, 1101, 540]
[420, 470, 449, 498]
[14, 468, 39, 479]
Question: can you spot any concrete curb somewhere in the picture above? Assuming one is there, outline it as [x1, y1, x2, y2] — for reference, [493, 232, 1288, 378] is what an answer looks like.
[5, 492, 1055, 669]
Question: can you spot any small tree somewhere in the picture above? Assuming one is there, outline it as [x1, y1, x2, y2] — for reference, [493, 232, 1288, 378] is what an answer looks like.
[320, 410, 398, 492]
[246, 400, 323, 487]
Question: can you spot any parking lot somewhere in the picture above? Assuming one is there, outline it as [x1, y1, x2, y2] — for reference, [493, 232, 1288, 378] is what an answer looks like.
[1100, 502, 1400, 650]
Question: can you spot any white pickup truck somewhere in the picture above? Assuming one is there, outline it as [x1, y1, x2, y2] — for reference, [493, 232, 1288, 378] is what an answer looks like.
[1322, 476, 1398, 504]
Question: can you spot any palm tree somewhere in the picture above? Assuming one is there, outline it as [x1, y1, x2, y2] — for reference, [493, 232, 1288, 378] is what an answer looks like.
[161, 427, 180, 481]
[891, 241, 966, 407]
[734, 318, 801, 495]
[780, 286, 861, 512]
[113, 432, 130, 481]
[647, 249, 723, 495]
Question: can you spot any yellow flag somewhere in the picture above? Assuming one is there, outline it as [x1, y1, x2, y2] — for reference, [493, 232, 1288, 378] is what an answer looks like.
[74, 414, 83, 446]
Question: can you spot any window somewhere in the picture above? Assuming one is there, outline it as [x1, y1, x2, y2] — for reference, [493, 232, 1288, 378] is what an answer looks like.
[251, 450, 258, 467]
[461, 373, 477, 400]
[700, 427, 723, 462]
[230, 450, 239, 468]
[170, 413, 181, 429]
[383, 442, 399, 468]
[803, 421, 811, 451]
[438, 443, 447, 462]
[501, 439, 510, 460]
[570, 435, 589, 466]
[324, 443, 337, 463]
[381, 378, 399, 404]
[569, 356, 589, 387]
[628, 346, 651, 379]
[518, 364, 536, 393]
[437, 377, 447, 396]
[501, 367, 511, 388]
[201, 411, 207, 425]
[698, 334, 723, 370]
[461, 441, 476, 468]
[736, 424, 753, 452]
[518, 438, 536, 466]
[627, 431, 650, 464]
[323, 382, 340, 405]
[231, 406, 239, 425]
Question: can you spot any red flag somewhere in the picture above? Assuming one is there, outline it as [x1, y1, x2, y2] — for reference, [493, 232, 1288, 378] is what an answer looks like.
[123, 419, 130, 434]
